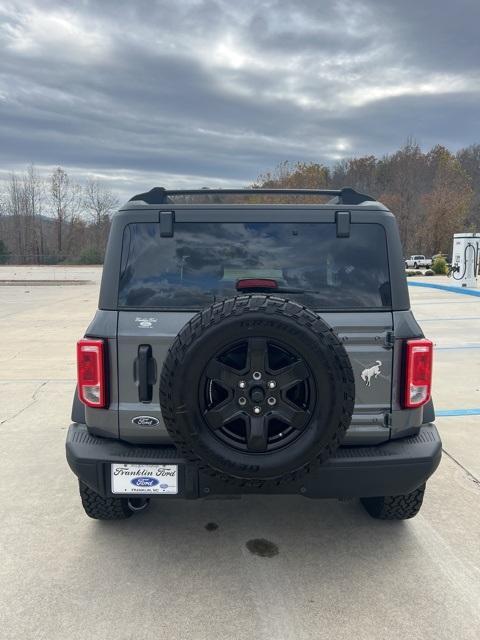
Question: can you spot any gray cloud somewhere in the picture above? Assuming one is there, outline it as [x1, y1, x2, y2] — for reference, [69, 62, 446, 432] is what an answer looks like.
[0, 0, 479, 202]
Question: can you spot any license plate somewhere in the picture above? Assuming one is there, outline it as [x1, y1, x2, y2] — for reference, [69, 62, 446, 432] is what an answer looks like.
[111, 464, 178, 494]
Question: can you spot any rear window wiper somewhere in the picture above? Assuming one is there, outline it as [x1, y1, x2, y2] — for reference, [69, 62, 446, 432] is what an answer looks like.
[235, 278, 316, 295]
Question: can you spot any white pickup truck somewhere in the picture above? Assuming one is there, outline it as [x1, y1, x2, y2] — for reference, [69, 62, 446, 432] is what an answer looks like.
[405, 255, 432, 269]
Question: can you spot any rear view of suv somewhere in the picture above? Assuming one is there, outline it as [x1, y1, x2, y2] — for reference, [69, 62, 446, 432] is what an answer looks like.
[67, 187, 441, 520]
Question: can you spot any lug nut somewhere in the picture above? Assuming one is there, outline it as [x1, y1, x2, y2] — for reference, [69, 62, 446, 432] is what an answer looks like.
[253, 406, 262, 414]
[267, 396, 276, 406]
[238, 380, 246, 389]
[267, 380, 276, 389]
[252, 371, 262, 381]
[238, 397, 247, 406]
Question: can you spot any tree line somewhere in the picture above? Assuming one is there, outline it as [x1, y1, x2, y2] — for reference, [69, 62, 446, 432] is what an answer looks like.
[0, 141, 479, 264]
[254, 141, 480, 257]
[0, 165, 118, 264]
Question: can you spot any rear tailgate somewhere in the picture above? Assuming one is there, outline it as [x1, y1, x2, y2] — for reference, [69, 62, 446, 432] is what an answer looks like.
[117, 310, 393, 444]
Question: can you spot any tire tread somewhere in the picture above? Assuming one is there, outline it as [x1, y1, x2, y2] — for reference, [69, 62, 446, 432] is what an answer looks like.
[79, 482, 132, 520]
[361, 484, 426, 520]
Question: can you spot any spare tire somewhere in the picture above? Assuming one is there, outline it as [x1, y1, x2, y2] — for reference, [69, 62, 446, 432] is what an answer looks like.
[160, 295, 354, 484]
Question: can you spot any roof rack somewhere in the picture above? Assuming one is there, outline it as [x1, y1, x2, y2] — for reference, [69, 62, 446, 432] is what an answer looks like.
[128, 187, 374, 206]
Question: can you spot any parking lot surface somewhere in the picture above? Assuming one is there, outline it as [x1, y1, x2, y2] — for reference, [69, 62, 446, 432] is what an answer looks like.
[0, 266, 479, 640]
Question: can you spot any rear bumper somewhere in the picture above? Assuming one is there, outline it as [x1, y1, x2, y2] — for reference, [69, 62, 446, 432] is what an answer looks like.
[66, 423, 442, 499]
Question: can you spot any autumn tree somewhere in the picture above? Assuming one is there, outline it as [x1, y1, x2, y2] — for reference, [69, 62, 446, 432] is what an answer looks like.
[421, 147, 473, 255]
[380, 141, 427, 254]
[457, 144, 480, 229]
[330, 155, 378, 195]
[50, 167, 82, 255]
[83, 178, 119, 255]
[84, 178, 119, 226]
[253, 160, 330, 203]
[23, 165, 45, 262]
[256, 160, 330, 189]
[3, 166, 44, 262]
[0, 194, 8, 263]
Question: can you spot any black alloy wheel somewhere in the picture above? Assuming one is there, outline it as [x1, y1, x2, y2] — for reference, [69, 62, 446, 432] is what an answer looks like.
[200, 337, 316, 453]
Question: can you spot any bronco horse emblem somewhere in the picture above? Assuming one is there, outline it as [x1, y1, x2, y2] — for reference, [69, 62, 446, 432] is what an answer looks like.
[361, 360, 382, 387]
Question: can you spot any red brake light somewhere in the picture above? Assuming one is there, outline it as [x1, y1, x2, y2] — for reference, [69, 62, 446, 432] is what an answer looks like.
[403, 339, 433, 409]
[77, 339, 107, 408]
[236, 278, 278, 290]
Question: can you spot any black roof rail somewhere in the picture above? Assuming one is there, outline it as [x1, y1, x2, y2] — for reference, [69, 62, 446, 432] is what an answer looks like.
[128, 187, 375, 206]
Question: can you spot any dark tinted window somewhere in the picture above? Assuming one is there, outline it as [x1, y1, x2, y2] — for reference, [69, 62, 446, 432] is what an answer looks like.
[118, 222, 391, 310]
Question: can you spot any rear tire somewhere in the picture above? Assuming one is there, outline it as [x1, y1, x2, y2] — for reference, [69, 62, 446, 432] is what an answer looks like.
[79, 482, 143, 520]
[360, 484, 426, 520]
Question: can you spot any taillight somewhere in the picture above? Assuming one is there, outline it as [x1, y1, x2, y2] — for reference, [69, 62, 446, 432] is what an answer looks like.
[77, 339, 107, 408]
[403, 339, 433, 409]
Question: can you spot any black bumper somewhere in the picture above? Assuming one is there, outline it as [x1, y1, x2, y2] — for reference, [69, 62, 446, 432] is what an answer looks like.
[66, 423, 442, 499]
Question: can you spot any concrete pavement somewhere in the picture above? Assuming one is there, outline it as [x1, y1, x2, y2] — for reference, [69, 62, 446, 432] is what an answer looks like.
[0, 266, 479, 640]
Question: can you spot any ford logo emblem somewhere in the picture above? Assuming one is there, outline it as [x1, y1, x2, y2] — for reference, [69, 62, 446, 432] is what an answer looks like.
[131, 477, 159, 487]
[132, 416, 160, 427]
[160, 483, 169, 489]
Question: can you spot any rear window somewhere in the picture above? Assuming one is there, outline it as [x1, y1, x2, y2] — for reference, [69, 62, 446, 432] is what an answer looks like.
[118, 222, 391, 310]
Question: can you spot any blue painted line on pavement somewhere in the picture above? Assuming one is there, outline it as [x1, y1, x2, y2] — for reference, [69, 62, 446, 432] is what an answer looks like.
[418, 316, 480, 322]
[414, 300, 477, 305]
[408, 281, 480, 297]
[436, 409, 480, 416]
[435, 345, 480, 350]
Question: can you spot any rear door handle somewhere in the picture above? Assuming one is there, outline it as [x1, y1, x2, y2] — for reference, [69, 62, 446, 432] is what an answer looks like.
[135, 345, 157, 403]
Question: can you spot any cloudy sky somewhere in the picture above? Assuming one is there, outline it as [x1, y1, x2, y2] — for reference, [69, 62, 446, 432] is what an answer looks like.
[0, 0, 479, 201]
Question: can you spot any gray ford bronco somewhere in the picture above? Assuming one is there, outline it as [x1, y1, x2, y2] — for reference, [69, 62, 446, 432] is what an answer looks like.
[66, 187, 441, 520]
